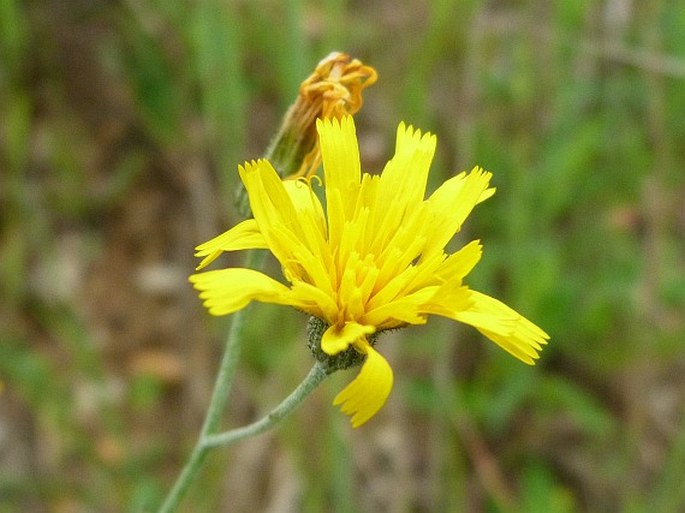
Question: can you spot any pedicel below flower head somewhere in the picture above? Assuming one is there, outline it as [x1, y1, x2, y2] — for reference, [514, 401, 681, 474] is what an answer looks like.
[190, 116, 549, 427]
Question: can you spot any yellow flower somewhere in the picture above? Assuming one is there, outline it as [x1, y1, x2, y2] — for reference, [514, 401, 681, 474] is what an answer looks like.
[190, 116, 549, 427]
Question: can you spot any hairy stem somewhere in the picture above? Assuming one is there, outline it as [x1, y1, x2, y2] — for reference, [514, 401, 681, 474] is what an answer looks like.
[157, 359, 327, 513]
[203, 362, 328, 449]
[157, 250, 266, 513]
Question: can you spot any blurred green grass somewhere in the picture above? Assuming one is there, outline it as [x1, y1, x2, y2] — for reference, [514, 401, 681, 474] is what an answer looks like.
[1, 1, 685, 512]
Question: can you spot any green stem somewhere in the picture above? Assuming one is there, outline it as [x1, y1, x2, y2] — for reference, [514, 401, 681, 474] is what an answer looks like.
[203, 362, 328, 449]
[158, 99, 324, 510]
[156, 440, 209, 513]
[157, 249, 263, 513]
[157, 361, 328, 513]
[199, 249, 264, 436]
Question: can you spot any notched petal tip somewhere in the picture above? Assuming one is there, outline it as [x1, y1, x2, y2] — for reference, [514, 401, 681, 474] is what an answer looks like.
[477, 311, 551, 366]
[316, 114, 353, 135]
[425, 288, 550, 365]
[238, 159, 258, 174]
[333, 343, 393, 428]
[238, 159, 275, 181]
[396, 120, 436, 153]
[194, 252, 220, 271]
[189, 268, 295, 317]
[192, 219, 268, 270]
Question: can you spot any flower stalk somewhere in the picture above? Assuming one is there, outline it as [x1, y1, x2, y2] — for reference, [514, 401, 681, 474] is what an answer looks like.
[156, 361, 327, 513]
[202, 362, 328, 449]
[158, 52, 377, 513]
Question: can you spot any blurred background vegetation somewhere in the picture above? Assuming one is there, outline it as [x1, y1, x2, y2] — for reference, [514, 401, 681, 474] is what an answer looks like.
[1, 0, 685, 512]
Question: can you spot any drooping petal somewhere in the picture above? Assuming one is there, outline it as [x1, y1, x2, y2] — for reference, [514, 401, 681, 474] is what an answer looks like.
[194, 219, 268, 270]
[424, 287, 549, 364]
[474, 323, 547, 364]
[189, 268, 297, 316]
[321, 321, 376, 355]
[333, 340, 394, 427]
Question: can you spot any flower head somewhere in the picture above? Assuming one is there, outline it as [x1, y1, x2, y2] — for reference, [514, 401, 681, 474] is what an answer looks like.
[190, 116, 549, 427]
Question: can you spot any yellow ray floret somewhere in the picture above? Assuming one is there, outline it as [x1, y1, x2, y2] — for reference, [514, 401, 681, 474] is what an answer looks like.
[332, 339, 394, 428]
[194, 219, 268, 270]
[190, 115, 550, 427]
